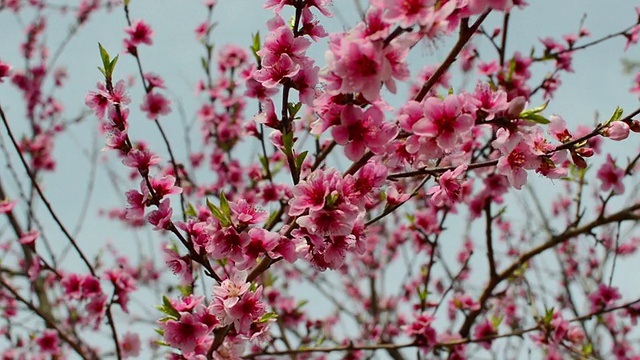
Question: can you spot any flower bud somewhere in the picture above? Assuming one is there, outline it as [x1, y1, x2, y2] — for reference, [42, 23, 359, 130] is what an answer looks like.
[603, 121, 630, 141]
[575, 147, 594, 157]
[507, 96, 526, 118]
[627, 119, 640, 133]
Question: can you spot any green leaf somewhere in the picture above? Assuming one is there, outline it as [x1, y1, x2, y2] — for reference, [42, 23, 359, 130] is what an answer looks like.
[604, 106, 624, 126]
[200, 56, 208, 72]
[177, 284, 192, 297]
[523, 101, 549, 114]
[154, 328, 164, 337]
[295, 151, 308, 171]
[251, 32, 261, 53]
[266, 210, 280, 226]
[491, 315, 503, 329]
[185, 203, 198, 218]
[108, 55, 119, 76]
[582, 343, 593, 356]
[219, 192, 231, 219]
[155, 295, 180, 320]
[520, 113, 550, 124]
[325, 193, 339, 207]
[417, 286, 429, 301]
[288, 102, 303, 118]
[282, 131, 294, 156]
[258, 312, 278, 323]
[250, 32, 261, 63]
[98, 43, 110, 70]
[206, 198, 230, 227]
[543, 307, 554, 327]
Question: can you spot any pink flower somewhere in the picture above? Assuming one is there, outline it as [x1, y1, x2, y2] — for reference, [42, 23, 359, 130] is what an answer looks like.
[194, 21, 208, 40]
[374, 0, 435, 28]
[19, 230, 39, 246]
[217, 44, 248, 72]
[493, 129, 541, 189]
[296, 203, 360, 237]
[288, 168, 338, 216]
[0, 199, 17, 214]
[122, 148, 161, 174]
[427, 164, 468, 207]
[85, 82, 110, 119]
[85, 293, 107, 329]
[470, 82, 509, 121]
[172, 295, 204, 312]
[213, 271, 250, 300]
[144, 72, 166, 90]
[413, 95, 474, 151]
[548, 114, 573, 142]
[209, 227, 250, 262]
[106, 79, 131, 105]
[0, 60, 12, 82]
[625, 25, 640, 51]
[61, 273, 83, 300]
[147, 199, 174, 230]
[588, 284, 621, 312]
[120, 332, 141, 358]
[467, 0, 514, 14]
[597, 155, 625, 194]
[325, 34, 389, 102]
[81, 275, 102, 298]
[242, 228, 280, 262]
[226, 286, 267, 335]
[140, 92, 172, 119]
[104, 268, 137, 313]
[124, 19, 154, 46]
[473, 320, 497, 349]
[161, 312, 210, 354]
[230, 199, 268, 225]
[405, 314, 437, 349]
[164, 247, 193, 285]
[36, 329, 60, 355]
[149, 175, 182, 200]
[342, 161, 388, 208]
[252, 53, 301, 88]
[331, 104, 398, 161]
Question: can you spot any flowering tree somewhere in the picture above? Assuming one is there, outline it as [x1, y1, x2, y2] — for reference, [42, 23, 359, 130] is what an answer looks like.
[1, 0, 640, 359]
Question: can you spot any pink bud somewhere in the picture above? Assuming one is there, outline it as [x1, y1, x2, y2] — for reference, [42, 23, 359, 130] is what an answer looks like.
[604, 121, 630, 141]
[507, 96, 526, 118]
[575, 147, 594, 157]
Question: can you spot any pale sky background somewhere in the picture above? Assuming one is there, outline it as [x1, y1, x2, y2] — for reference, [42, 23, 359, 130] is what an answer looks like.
[1, 0, 640, 358]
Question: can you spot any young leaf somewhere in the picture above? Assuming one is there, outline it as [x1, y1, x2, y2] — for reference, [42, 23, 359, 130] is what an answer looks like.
[258, 312, 278, 323]
[219, 192, 231, 219]
[288, 102, 302, 118]
[282, 131, 294, 156]
[295, 151, 308, 171]
[604, 106, 624, 126]
[154, 295, 180, 320]
[520, 112, 550, 124]
[206, 198, 230, 227]
[98, 43, 110, 70]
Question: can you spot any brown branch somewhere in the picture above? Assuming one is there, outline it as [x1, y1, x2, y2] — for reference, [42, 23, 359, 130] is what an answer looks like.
[457, 202, 640, 338]
[0, 276, 95, 360]
[413, 10, 491, 103]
